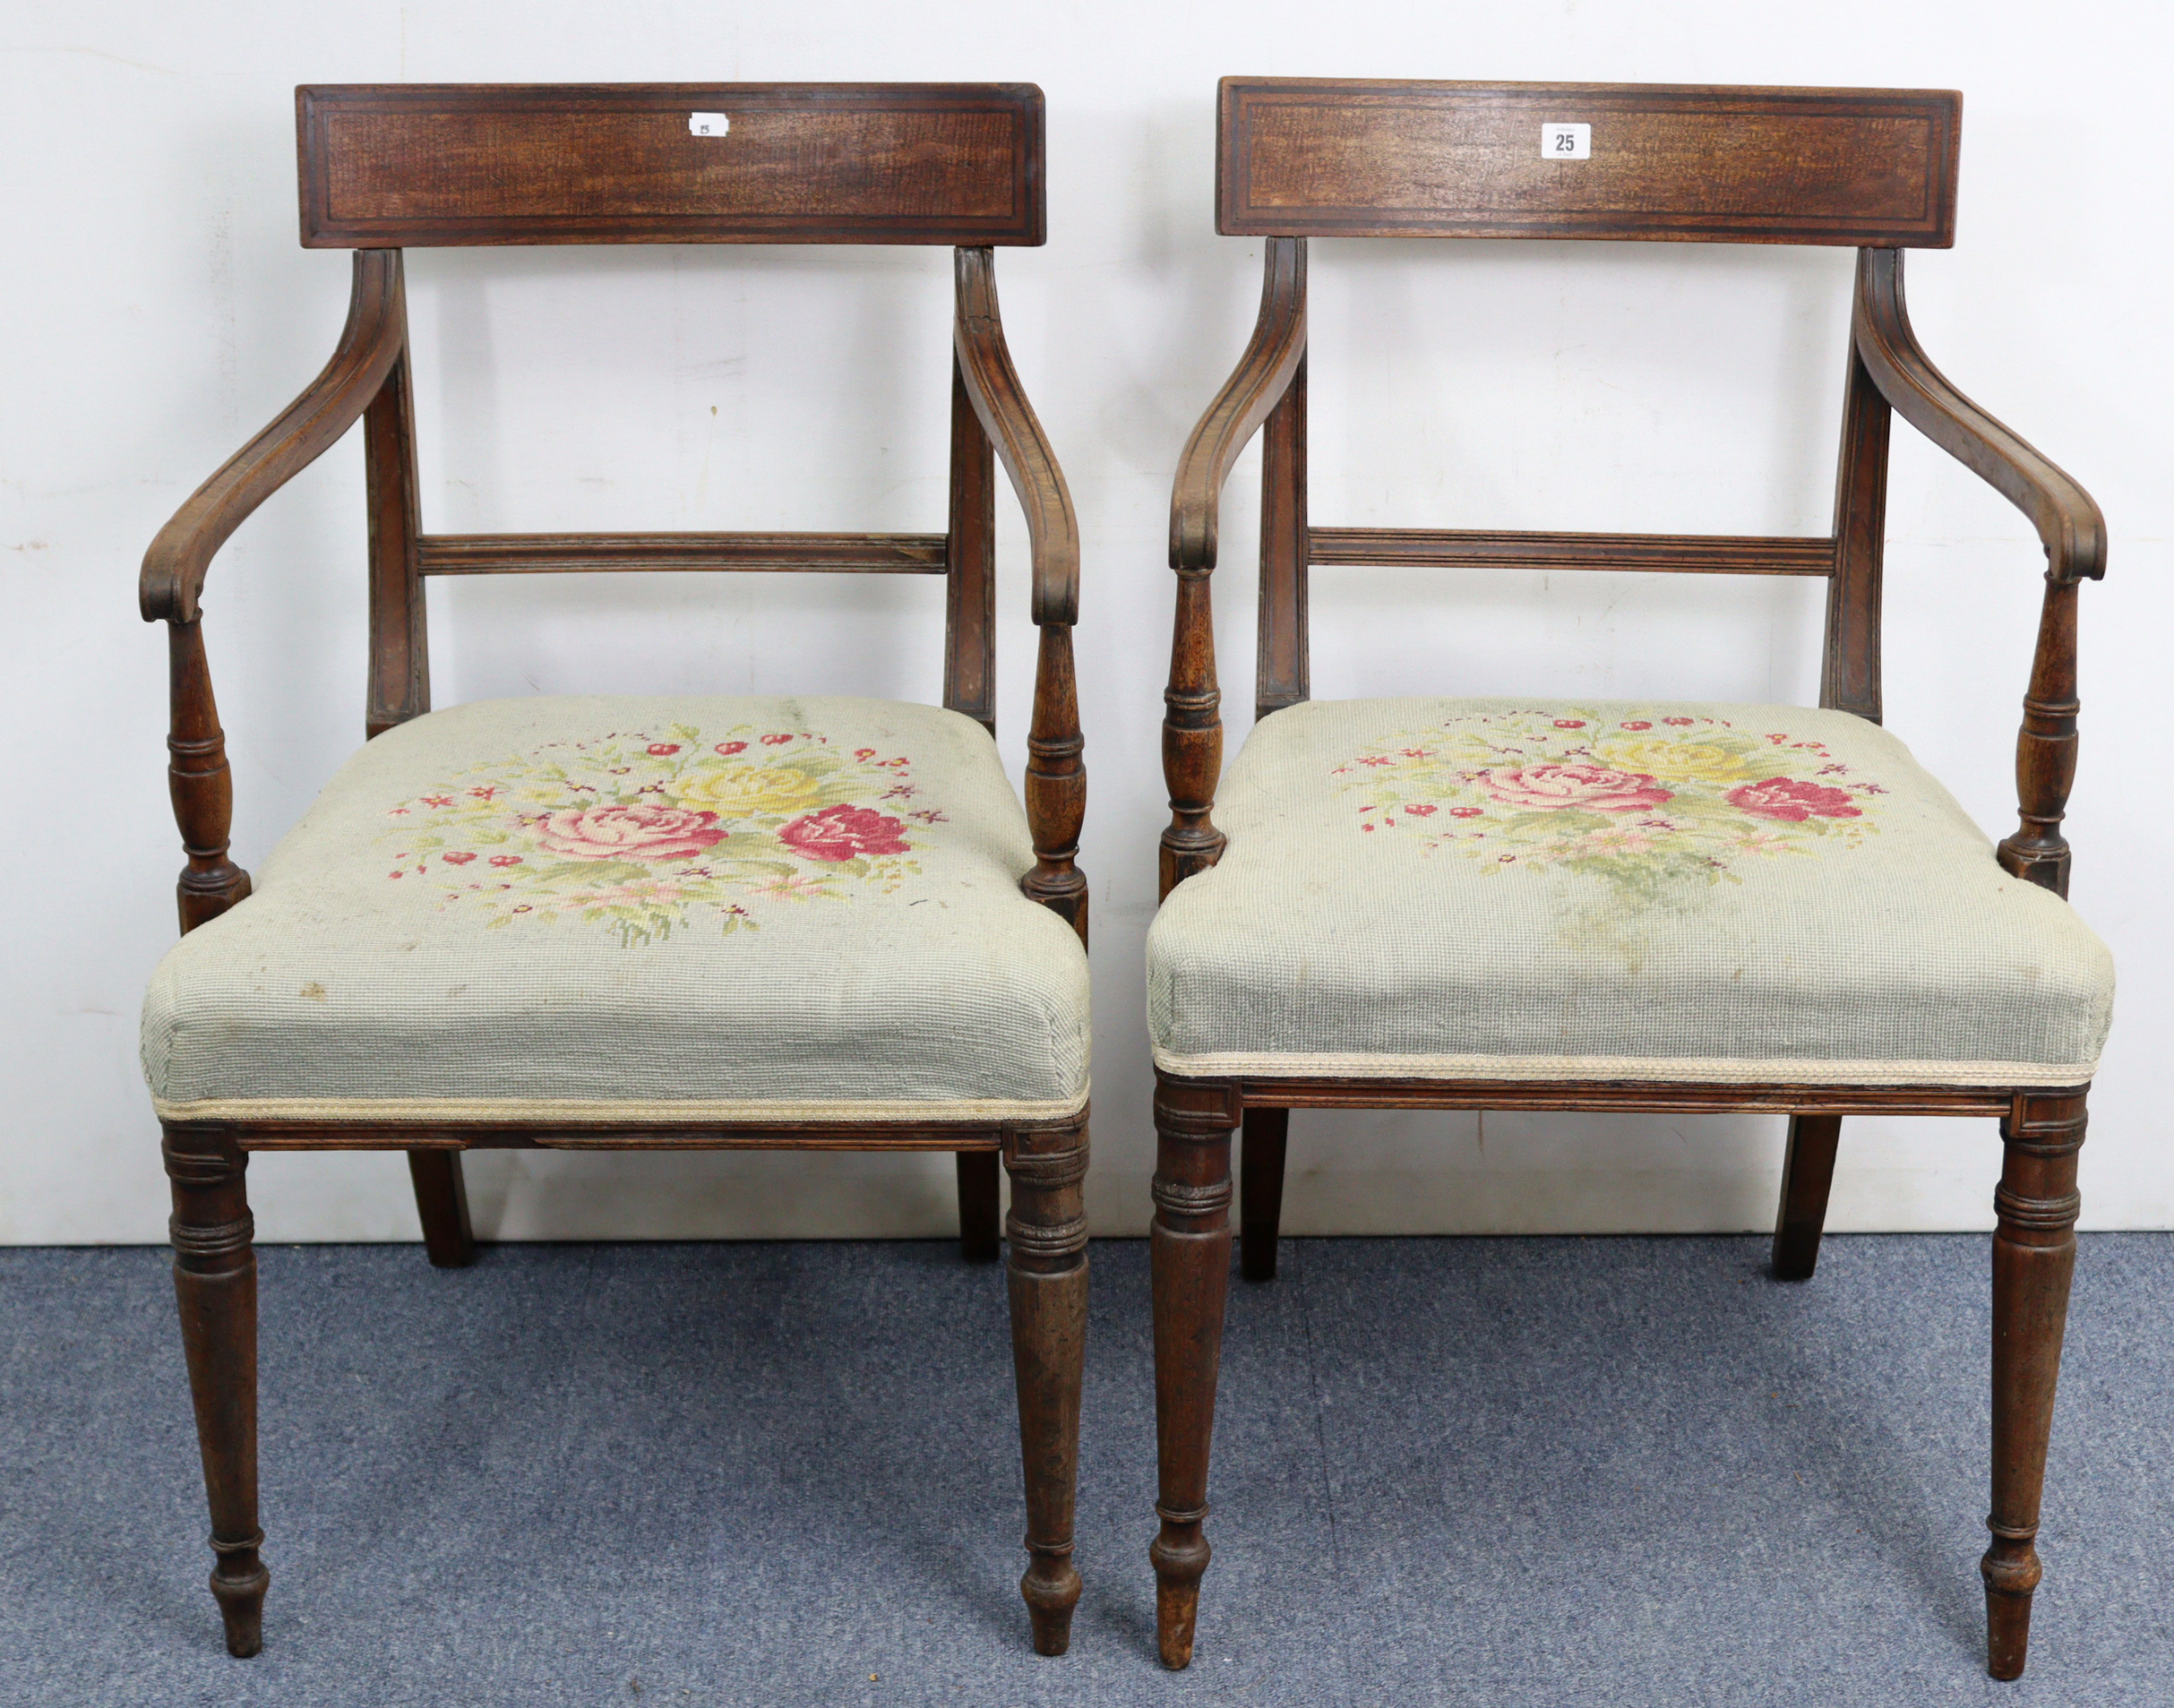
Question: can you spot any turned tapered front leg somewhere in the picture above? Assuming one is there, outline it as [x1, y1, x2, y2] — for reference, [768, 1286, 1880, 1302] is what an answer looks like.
[1149, 1076, 1240, 1669]
[1240, 1108, 1289, 1283]
[163, 1127, 267, 1657]
[1771, 1114, 1843, 1281]
[1983, 1091, 2086, 1680]
[1002, 1117, 1089, 1654]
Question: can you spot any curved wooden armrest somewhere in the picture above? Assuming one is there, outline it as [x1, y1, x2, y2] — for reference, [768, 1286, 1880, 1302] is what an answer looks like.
[1853, 247, 2105, 585]
[141, 249, 407, 624]
[1855, 248, 2104, 898]
[950, 247, 1088, 939]
[953, 246, 1079, 628]
[1168, 236, 1307, 572]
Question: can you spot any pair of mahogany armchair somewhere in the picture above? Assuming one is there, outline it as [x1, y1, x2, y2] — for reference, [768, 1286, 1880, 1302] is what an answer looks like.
[143, 81, 2110, 1686]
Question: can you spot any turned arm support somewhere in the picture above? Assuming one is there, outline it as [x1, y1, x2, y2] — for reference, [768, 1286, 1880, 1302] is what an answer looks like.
[1852, 247, 2107, 896]
[1159, 238, 1308, 898]
[143, 250, 408, 932]
[952, 246, 1088, 942]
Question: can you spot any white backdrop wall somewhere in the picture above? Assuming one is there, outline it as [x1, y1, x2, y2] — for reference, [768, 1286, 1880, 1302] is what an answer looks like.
[4, 2, 2168, 1244]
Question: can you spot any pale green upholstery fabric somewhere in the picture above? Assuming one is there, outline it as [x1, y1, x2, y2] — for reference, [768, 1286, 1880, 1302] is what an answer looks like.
[1147, 699, 2112, 1086]
[144, 696, 1088, 1123]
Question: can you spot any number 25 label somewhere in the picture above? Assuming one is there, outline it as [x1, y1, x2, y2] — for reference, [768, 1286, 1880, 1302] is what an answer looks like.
[1541, 123, 1590, 160]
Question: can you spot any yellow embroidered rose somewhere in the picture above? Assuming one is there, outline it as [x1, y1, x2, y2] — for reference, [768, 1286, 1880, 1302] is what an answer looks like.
[674, 765, 823, 817]
[1594, 737, 1752, 784]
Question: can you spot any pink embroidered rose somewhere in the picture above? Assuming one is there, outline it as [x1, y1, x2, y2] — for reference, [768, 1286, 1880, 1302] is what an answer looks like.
[1663, 717, 1694, 726]
[1553, 719, 1586, 729]
[760, 733, 795, 746]
[1449, 806, 1484, 818]
[1620, 720, 1652, 731]
[442, 851, 477, 865]
[1482, 766, 1673, 813]
[1726, 778, 1864, 823]
[528, 803, 727, 863]
[715, 742, 747, 756]
[855, 748, 877, 760]
[647, 742, 681, 756]
[488, 854, 523, 867]
[778, 803, 911, 863]
[1405, 803, 1438, 816]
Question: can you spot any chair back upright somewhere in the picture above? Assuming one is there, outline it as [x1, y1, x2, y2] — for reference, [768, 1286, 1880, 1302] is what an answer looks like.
[1201, 79, 1965, 727]
[296, 82, 1052, 738]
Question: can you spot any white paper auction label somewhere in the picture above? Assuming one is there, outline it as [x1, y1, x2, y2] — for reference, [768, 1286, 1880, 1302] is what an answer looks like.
[689, 112, 730, 137]
[1542, 122, 1590, 160]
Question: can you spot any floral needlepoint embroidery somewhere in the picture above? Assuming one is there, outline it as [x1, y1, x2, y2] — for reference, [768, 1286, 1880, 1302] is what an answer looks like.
[1338, 708, 1881, 902]
[778, 804, 912, 863]
[1726, 778, 1863, 822]
[382, 722, 934, 944]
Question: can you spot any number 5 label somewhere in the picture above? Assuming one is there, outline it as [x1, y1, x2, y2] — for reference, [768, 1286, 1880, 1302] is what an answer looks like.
[1541, 123, 1590, 160]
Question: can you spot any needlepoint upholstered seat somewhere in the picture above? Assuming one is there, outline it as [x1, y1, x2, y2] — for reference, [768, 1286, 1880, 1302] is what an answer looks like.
[1148, 698, 2110, 1087]
[1147, 80, 2110, 1686]
[148, 696, 1089, 1124]
[142, 84, 1089, 1664]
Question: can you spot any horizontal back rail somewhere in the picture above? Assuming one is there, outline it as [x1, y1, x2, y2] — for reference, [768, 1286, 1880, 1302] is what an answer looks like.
[1219, 80, 1960, 245]
[1307, 528, 1836, 576]
[415, 532, 950, 575]
[299, 83, 1045, 247]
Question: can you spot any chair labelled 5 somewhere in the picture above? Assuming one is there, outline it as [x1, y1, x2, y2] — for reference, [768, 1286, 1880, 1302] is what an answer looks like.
[142, 82, 1089, 1659]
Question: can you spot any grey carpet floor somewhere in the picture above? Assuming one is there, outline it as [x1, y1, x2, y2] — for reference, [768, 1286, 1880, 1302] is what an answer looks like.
[3, 1236, 2170, 1706]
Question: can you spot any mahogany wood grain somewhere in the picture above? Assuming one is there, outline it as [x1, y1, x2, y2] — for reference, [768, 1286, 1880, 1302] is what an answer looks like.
[1985, 1092, 2087, 1679]
[416, 532, 949, 575]
[163, 1129, 266, 1657]
[1003, 1115, 1091, 1652]
[1256, 356, 1310, 723]
[1155, 81, 2104, 1679]
[1308, 528, 1835, 576]
[405, 1151, 476, 1268]
[1159, 239, 1305, 896]
[953, 245, 1079, 626]
[944, 353, 1000, 734]
[1226, 1077, 2020, 1117]
[1218, 81, 1961, 246]
[1023, 626, 1089, 940]
[950, 245, 1088, 935]
[1169, 236, 1305, 573]
[359, 279, 470, 1246]
[167, 622, 252, 934]
[212, 1120, 1012, 1151]
[1853, 250, 2103, 585]
[1851, 247, 2103, 895]
[1147, 1076, 1240, 1669]
[148, 85, 1087, 1660]
[957, 1151, 1001, 1263]
[1771, 1114, 1843, 1280]
[363, 290, 428, 737]
[142, 250, 404, 626]
[1821, 345, 1892, 721]
[299, 84, 1045, 248]
[1238, 1108, 1290, 1283]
